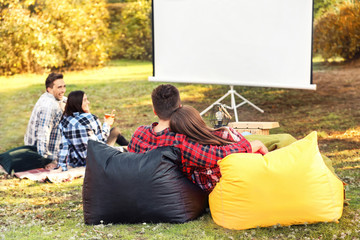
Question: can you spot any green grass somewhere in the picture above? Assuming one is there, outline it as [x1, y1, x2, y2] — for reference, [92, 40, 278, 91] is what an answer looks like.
[1, 59, 359, 239]
[312, 55, 346, 72]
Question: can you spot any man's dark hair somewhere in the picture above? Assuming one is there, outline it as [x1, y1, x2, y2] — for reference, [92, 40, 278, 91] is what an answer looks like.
[151, 84, 181, 120]
[45, 73, 63, 90]
[63, 91, 85, 117]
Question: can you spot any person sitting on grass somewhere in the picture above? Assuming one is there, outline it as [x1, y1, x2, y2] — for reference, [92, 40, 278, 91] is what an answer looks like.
[1, 73, 68, 174]
[24, 73, 67, 169]
[128, 84, 268, 193]
[58, 90, 128, 171]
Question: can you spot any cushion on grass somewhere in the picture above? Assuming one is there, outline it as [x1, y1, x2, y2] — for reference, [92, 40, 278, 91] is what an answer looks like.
[209, 131, 344, 230]
[83, 140, 207, 225]
[0, 145, 52, 174]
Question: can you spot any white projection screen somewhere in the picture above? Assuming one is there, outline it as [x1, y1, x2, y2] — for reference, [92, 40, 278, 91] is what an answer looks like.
[149, 0, 316, 90]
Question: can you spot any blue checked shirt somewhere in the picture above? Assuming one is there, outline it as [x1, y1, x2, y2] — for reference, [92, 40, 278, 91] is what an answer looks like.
[24, 92, 67, 161]
[58, 112, 110, 171]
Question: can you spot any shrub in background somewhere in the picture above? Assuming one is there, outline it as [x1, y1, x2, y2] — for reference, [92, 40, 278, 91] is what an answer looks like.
[109, 0, 152, 61]
[0, 1, 61, 75]
[107, 0, 136, 2]
[313, 0, 345, 19]
[107, 3, 126, 23]
[313, 1, 360, 61]
[0, 0, 110, 75]
[42, 0, 110, 69]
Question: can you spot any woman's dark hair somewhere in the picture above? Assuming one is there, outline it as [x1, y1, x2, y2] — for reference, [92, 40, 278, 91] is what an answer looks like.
[170, 105, 234, 146]
[63, 91, 85, 117]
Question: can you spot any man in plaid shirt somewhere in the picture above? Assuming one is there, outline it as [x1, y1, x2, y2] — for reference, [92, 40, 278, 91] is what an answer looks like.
[24, 73, 67, 167]
[128, 84, 268, 193]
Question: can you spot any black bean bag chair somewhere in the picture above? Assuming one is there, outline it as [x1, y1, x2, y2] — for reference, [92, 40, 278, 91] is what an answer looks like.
[0, 146, 52, 174]
[83, 140, 208, 225]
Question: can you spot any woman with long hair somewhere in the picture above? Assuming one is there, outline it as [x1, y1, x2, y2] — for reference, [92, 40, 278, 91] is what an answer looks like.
[169, 105, 268, 192]
[170, 105, 268, 154]
[58, 90, 128, 171]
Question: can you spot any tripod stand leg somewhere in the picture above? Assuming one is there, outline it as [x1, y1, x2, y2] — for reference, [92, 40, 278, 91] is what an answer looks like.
[200, 85, 264, 122]
[234, 91, 264, 113]
[200, 91, 231, 116]
[230, 86, 239, 122]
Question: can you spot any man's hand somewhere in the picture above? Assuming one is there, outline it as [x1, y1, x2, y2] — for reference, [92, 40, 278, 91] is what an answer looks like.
[250, 140, 268, 155]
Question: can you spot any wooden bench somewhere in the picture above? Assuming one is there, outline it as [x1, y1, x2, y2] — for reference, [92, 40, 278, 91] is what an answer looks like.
[228, 122, 280, 135]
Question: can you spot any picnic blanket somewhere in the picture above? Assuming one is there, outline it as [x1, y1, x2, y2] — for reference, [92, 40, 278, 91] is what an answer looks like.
[14, 167, 86, 183]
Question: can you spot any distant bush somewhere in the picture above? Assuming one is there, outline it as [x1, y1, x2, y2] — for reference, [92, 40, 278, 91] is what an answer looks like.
[0, 1, 61, 75]
[0, 0, 110, 75]
[107, 3, 126, 30]
[109, 0, 152, 61]
[313, 0, 344, 19]
[313, 2, 360, 61]
[107, 0, 136, 2]
[42, 0, 110, 69]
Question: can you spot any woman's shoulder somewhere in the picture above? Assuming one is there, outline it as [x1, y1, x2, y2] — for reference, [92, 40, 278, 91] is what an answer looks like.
[77, 113, 99, 123]
[59, 115, 73, 127]
[61, 113, 97, 127]
[80, 112, 97, 118]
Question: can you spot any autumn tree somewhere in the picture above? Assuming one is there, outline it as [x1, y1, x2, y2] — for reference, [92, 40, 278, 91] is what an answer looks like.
[0, 0, 110, 75]
[313, 1, 360, 61]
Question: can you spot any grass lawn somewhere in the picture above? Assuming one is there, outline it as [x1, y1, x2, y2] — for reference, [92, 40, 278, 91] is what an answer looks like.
[0, 59, 359, 239]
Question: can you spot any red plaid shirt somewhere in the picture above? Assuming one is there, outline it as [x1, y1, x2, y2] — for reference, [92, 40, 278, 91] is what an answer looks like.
[128, 123, 252, 193]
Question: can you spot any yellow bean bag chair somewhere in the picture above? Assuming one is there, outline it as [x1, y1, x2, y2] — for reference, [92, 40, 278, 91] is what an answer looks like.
[209, 131, 344, 230]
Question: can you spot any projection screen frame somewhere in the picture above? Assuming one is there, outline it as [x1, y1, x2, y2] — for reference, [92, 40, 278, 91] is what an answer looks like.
[150, 0, 315, 89]
[150, 0, 316, 120]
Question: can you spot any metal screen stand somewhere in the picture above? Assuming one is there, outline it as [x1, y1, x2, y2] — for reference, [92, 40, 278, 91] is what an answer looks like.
[200, 85, 264, 122]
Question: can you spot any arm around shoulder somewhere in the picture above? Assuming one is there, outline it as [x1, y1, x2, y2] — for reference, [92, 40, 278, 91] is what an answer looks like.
[249, 140, 268, 155]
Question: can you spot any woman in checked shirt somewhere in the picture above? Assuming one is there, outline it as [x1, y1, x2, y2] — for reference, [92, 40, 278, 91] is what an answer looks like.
[58, 90, 128, 171]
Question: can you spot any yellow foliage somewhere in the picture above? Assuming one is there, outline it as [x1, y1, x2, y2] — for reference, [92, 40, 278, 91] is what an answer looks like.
[313, 2, 360, 61]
